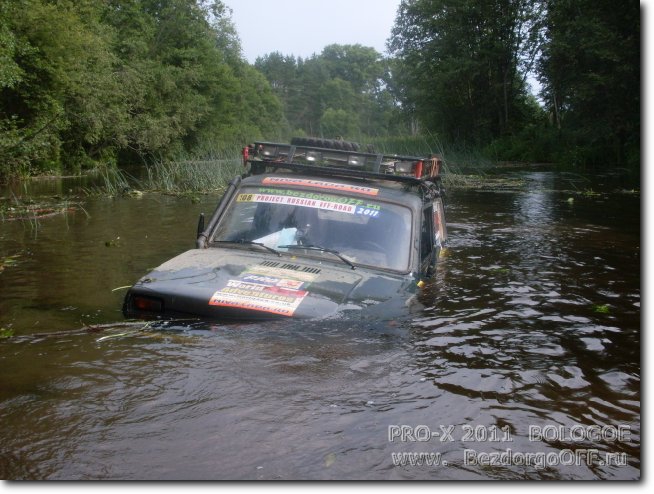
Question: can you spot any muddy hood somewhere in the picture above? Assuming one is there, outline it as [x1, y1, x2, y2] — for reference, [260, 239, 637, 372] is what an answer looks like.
[123, 248, 415, 320]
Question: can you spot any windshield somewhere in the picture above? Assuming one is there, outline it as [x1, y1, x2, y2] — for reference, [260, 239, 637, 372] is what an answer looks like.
[210, 185, 412, 271]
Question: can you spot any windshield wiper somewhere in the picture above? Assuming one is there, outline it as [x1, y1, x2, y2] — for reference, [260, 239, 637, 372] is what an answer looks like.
[278, 244, 356, 270]
[213, 239, 281, 257]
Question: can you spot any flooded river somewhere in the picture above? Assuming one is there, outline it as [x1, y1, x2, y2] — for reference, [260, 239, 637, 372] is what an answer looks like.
[0, 171, 640, 479]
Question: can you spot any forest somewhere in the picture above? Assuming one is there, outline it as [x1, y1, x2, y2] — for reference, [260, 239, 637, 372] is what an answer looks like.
[0, 0, 640, 182]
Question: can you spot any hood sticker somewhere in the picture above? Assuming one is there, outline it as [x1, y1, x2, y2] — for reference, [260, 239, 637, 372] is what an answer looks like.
[208, 265, 318, 316]
[261, 177, 379, 196]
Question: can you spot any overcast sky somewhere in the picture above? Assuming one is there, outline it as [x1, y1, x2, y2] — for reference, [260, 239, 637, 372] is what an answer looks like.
[225, 0, 402, 62]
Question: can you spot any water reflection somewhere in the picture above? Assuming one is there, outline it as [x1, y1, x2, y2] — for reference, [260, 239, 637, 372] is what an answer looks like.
[411, 178, 639, 479]
[0, 172, 640, 479]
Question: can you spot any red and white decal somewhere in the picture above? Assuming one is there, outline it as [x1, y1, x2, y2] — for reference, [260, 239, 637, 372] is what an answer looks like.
[209, 266, 318, 316]
[209, 282, 309, 317]
[261, 177, 379, 196]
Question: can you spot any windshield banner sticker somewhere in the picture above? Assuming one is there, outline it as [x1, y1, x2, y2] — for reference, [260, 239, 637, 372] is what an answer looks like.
[261, 177, 379, 196]
[237, 193, 357, 214]
[257, 187, 367, 206]
[237, 192, 382, 217]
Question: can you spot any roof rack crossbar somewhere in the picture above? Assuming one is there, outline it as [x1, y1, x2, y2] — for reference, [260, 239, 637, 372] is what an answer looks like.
[374, 153, 383, 173]
[287, 145, 297, 163]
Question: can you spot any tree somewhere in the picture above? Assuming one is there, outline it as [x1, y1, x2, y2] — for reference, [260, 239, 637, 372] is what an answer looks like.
[537, 0, 639, 168]
[320, 78, 358, 113]
[104, 0, 242, 158]
[320, 108, 359, 138]
[320, 44, 385, 95]
[388, 0, 544, 144]
[256, 44, 395, 139]
[1, 0, 121, 175]
[0, 0, 284, 180]
[254, 52, 302, 134]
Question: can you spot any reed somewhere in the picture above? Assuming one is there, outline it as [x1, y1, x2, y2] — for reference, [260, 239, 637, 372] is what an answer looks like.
[145, 157, 242, 194]
[92, 150, 243, 195]
[367, 133, 495, 177]
[97, 166, 135, 196]
[367, 134, 446, 157]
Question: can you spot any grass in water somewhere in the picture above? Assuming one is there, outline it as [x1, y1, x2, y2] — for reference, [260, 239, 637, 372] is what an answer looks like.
[145, 158, 242, 194]
[367, 133, 499, 188]
[92, 153, 243, 196]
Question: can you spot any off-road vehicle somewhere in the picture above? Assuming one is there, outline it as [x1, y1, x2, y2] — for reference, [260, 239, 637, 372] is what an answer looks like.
[123, 138, 447, 321]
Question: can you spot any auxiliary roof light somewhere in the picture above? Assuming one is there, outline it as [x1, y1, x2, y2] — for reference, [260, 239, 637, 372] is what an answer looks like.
[306, 151, 320, 162]
[348, 155, 364, 167]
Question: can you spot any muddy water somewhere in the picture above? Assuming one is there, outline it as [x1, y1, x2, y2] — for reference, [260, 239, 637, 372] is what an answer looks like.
[0, 172, 640, 479]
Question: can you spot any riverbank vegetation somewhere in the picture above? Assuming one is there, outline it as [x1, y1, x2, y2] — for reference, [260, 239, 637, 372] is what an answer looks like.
[94, 156, 243, 196]
[0, 0, 639, 184]
[0, 0, 282, 181]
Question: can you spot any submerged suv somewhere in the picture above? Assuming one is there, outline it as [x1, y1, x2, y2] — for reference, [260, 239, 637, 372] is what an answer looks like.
[123, 139, 447, 321]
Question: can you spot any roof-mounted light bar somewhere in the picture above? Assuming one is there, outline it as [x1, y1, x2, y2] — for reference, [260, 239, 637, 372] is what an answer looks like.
[243, 141, 443, 182]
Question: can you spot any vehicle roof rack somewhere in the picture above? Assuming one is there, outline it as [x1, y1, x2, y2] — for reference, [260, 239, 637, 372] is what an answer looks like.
[243, 141, 443, 185]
